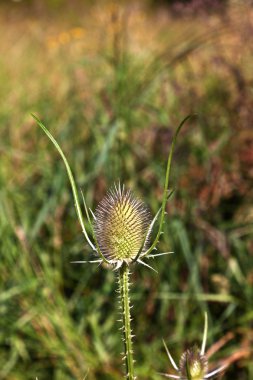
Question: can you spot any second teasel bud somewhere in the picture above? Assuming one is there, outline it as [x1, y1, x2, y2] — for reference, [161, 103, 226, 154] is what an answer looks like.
[179, 346, 208, 380]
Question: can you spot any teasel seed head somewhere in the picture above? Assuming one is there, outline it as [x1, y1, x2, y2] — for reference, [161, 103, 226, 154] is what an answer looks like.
[94, 184, 150, 263]
[179, 346, 208, 380]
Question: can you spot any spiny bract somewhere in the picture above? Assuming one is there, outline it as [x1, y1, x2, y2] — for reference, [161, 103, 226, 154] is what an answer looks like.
[94, 185, 150, 262]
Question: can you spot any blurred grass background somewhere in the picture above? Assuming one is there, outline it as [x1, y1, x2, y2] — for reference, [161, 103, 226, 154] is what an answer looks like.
[0, 0, 253, 379]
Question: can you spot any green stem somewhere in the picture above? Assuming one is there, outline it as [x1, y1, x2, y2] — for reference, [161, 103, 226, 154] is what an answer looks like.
[119, 263, 135, 380]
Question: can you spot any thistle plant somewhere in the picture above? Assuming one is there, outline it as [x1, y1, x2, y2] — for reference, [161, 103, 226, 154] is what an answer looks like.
[32, 114, 191, 379]
[160, 313, 227, 380]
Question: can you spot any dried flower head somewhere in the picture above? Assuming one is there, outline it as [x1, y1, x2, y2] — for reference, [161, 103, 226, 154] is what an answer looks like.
[94, 184, 150, 263]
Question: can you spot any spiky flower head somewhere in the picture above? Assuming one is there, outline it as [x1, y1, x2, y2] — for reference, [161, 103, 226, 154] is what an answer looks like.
[94, 185, 150, 263]
[179, 346, 208, 380]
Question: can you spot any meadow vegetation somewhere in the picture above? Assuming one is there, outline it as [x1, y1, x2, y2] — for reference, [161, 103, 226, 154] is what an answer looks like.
[0, 1, 253, 379]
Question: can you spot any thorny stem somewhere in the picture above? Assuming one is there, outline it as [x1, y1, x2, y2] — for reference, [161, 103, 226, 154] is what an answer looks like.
[119, 262, 135, 380]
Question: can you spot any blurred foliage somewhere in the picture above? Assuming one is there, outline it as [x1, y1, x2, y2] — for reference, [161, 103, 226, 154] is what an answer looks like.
[0, 0, 253, 379]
